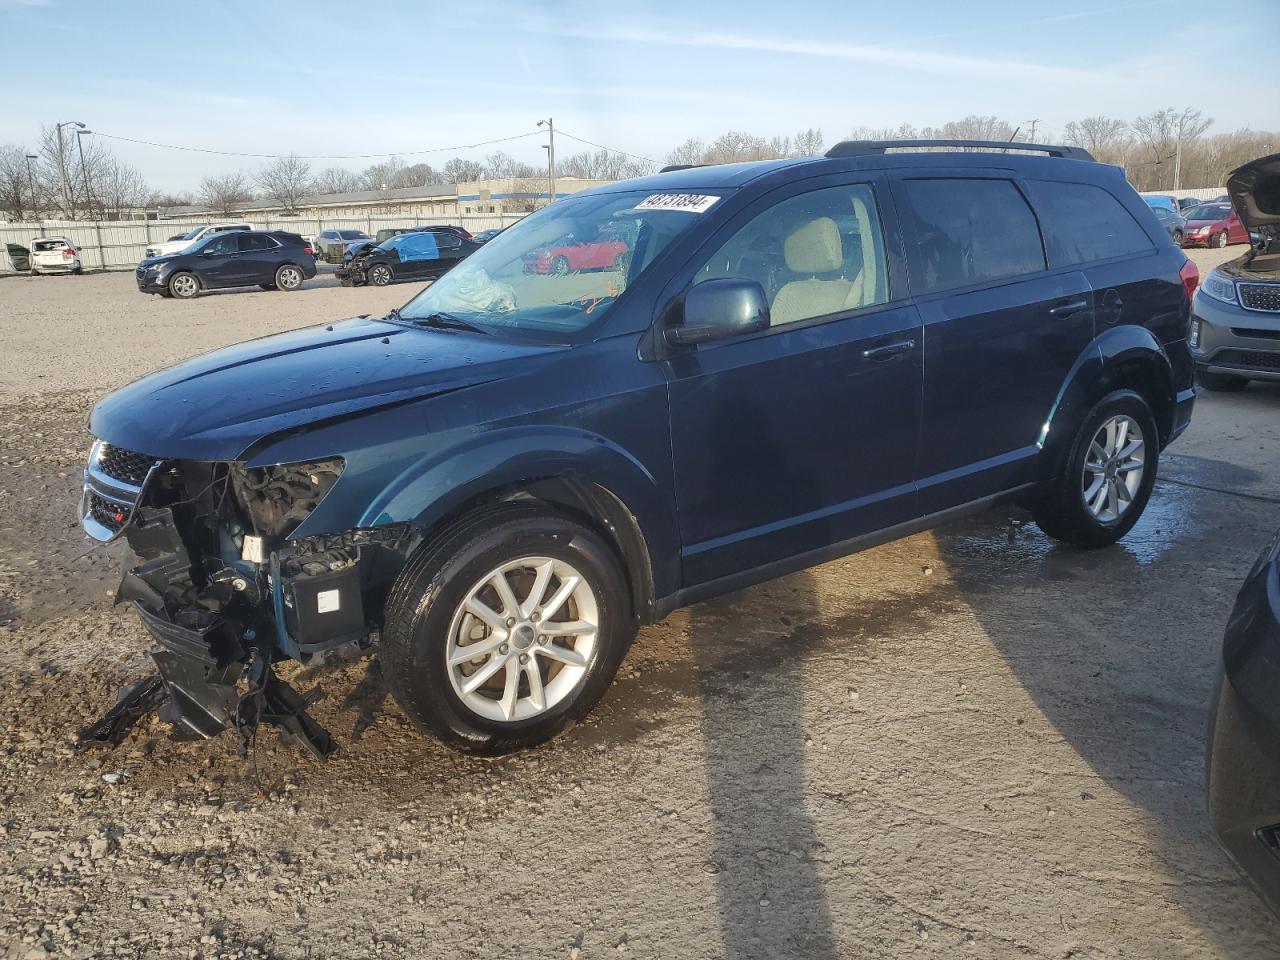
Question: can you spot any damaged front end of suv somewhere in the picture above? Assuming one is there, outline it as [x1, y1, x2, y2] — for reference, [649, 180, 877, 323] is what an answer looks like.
[79, 440, 415, 758]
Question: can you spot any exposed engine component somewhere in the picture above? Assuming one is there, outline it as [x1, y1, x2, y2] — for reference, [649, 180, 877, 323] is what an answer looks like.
[77, 448, 412, 760]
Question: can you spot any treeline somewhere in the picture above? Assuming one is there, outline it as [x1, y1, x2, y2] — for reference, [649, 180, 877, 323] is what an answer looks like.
[667, 111, 1277, 194]
[2, 108, 1275, 222]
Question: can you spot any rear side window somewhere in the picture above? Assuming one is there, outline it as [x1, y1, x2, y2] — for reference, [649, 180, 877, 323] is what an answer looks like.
[898, 179, 1045, 294]
[240, 234, 276, 251]
[1025, 180, 1153, 266]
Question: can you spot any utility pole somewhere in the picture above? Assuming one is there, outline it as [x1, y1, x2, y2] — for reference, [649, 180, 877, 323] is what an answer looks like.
[538, 117, 556, 202]
[1025, 119, 1040, 141]
[55, 120, 86, 218]
[24, 154, 38, 221]
[1172, 113, 1184, 191]
[75, 128, 95, 219]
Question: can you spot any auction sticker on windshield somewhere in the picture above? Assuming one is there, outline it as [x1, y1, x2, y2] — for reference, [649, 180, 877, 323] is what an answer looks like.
[634, 194, 720, 213]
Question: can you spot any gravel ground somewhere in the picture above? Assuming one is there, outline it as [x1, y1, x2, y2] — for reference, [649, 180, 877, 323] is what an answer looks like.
[2, 248, 1279, 959]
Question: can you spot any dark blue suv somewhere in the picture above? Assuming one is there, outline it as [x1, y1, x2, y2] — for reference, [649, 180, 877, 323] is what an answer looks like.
[79, 140, 1197, 756]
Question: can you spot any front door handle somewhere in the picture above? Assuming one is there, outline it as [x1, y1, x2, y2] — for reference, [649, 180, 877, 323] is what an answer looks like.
[862, 339, 916, 361]
[1049, 299, 1088, 318]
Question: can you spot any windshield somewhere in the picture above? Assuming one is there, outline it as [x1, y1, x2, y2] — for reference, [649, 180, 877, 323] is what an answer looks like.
[398, 189, 717, 338]
[179, 226, 206, 241]
[1186, 204, 1229, 221]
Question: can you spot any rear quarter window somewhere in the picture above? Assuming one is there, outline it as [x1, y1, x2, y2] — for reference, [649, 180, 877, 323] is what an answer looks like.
[1025, 180, 1154, 266]
[897, 178, 1046, 295]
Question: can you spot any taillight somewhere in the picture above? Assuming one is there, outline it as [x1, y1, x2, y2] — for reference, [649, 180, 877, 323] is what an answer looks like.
[304, 244, 313, 256]
[1179, 258, 1199, 300]
[63, 249, 74, 259]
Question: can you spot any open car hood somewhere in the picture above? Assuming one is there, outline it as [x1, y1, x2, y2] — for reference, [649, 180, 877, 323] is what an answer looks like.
[1227, 152, 1280, 229]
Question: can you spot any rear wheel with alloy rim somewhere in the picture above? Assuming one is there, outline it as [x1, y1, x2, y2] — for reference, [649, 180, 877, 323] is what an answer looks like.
[369, 264, 393, 286]
[1033, 389, 1159, 548]
[168, 272, 200, 299]
[383, 503, 634, 753]
[275, 264, 303, 291]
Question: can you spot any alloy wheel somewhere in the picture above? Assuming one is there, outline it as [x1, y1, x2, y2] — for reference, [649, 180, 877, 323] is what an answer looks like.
[445, 556, 598, 723]
[171, 274, 198, 298]
[278, 267, 302, 290]
[1081, 414, 1145, 523]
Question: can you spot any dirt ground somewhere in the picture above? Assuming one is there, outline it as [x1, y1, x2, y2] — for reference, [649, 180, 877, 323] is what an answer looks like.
[1, 250, 1278, 960]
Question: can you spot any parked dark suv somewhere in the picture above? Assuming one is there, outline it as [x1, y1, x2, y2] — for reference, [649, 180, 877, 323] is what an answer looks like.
[80, 140, 1197, 758]
[135, 230, 317, 299]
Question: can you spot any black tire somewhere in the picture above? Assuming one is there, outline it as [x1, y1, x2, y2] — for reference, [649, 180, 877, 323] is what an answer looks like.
[1213, 231, 1228, 249]
[1032, 389, 1159, 549]
[275, 264, 304, 292]
[369, 264, 393, 286]
[168, 271, 200, 299]
[1196, 368, 1249, 392]
[382, 503, 635, 754]
[551, 256, 570, 276]
[1172, 230, 1183, 246]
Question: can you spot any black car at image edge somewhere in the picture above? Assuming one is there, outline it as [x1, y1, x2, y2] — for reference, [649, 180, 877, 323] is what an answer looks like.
[136, 230, 317, 299]
[1208, 528, 1280, 918]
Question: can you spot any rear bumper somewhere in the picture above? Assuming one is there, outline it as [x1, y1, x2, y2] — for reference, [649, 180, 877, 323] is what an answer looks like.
[1207, 544, 1280, 918]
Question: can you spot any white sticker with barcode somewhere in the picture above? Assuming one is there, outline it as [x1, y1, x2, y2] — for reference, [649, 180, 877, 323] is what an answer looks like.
[316, 589, 341, 614]
[635, 193, 720, 214]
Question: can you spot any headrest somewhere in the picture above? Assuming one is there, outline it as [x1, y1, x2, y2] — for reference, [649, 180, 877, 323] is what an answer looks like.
[784, 217, 842, 273]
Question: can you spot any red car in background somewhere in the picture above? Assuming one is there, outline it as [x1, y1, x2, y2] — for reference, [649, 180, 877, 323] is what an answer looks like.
[523, 235, 629, 275]
[1181, 202, 1249, 248]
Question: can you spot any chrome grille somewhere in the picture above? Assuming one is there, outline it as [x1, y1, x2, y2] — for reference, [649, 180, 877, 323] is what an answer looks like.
[98, 444, 158, 486]
[1239, 283, 1280, 313]
[80, 440, 162, 542]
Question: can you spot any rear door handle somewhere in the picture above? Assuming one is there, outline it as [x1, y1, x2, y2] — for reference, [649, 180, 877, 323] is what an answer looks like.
[1049, 299, 1088, 318]
[862, 339, 916, 361]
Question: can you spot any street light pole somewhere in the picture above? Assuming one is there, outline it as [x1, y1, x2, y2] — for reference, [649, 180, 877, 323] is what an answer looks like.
[75, 129, 95, 220]
[24, 154, 39, 221]
[537, 118, 556, 202]
[55, 120, 86, 218]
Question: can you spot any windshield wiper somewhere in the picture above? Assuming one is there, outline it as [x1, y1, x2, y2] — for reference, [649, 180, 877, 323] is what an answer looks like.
[409, 311, 491, 335]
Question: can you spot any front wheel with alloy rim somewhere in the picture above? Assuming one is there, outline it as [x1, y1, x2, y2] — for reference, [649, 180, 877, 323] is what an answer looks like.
[168, 272, 200, 299]
[1213, 231, 1228, 248]
[1032, 389, 1159, 548]
[382, 504, 635, 754]
[274, 264, 303, 291]
[369, 264, 393, 286]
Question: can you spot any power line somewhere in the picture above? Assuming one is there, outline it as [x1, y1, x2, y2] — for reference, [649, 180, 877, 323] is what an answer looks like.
[556, 130, 657, 165]
[88, 129, 543, 161]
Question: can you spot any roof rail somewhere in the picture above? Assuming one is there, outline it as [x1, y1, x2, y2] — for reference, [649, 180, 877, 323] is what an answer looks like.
[658, 163, 705, 173]
[824, 139, 1095, 162]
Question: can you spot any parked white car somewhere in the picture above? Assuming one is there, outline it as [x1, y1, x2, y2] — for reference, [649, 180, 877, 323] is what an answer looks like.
[29, 237, 82, 275]
[144, 223, 252, 260]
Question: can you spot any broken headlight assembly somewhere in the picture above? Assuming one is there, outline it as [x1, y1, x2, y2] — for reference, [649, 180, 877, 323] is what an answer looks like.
[78, 450, 413, 760]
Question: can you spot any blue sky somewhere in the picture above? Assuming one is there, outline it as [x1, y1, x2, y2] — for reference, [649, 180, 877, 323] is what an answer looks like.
[2, 0, 1277, 190]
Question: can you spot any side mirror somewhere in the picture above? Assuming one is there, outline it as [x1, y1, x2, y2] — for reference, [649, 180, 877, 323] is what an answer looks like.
[665, 278, 770, 347]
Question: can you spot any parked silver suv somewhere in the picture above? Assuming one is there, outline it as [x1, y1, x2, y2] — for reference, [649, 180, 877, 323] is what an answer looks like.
[1191, 153, 1280, 391]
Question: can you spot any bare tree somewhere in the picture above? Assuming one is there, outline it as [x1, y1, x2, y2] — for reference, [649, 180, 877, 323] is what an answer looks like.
[792, 128, 824, 157]
[256, 154, 311, 212]
[482, 151, 537, 179]
[1063, 116, 1131, 162]
[198, 172, 253, 215]
[1131, 107, 1213, 190]
[92, 156, 151, 217]
[558, 148, 652, 180]
[443, 157, 485, 182]
[312, 166, 361, 195]
[0, 144, 36, 221]
[665, 138, 705, 167]
[361, 156, 407, 191]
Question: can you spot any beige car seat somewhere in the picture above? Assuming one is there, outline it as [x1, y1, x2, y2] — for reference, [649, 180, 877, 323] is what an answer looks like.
[771, 217, 869, 326]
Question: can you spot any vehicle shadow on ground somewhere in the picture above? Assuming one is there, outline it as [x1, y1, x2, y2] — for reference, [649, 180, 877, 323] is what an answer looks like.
[688, 574, 840, 960]
[930, 478, 1280, 954]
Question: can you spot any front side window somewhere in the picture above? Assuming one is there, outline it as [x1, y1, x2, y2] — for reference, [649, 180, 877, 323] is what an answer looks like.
[691, 183, 889, 327]
[1025, 180, 1153, 266]
[200, 234, 238, 256]
[898, 178, 1046, 294]
[399, 189, 713, 339]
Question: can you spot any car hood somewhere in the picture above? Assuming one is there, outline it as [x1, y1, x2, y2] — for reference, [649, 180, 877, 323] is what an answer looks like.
[138, 252, 185, 268]
[1227, 152, 1280, 229]
[89, 315, 563, 461]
